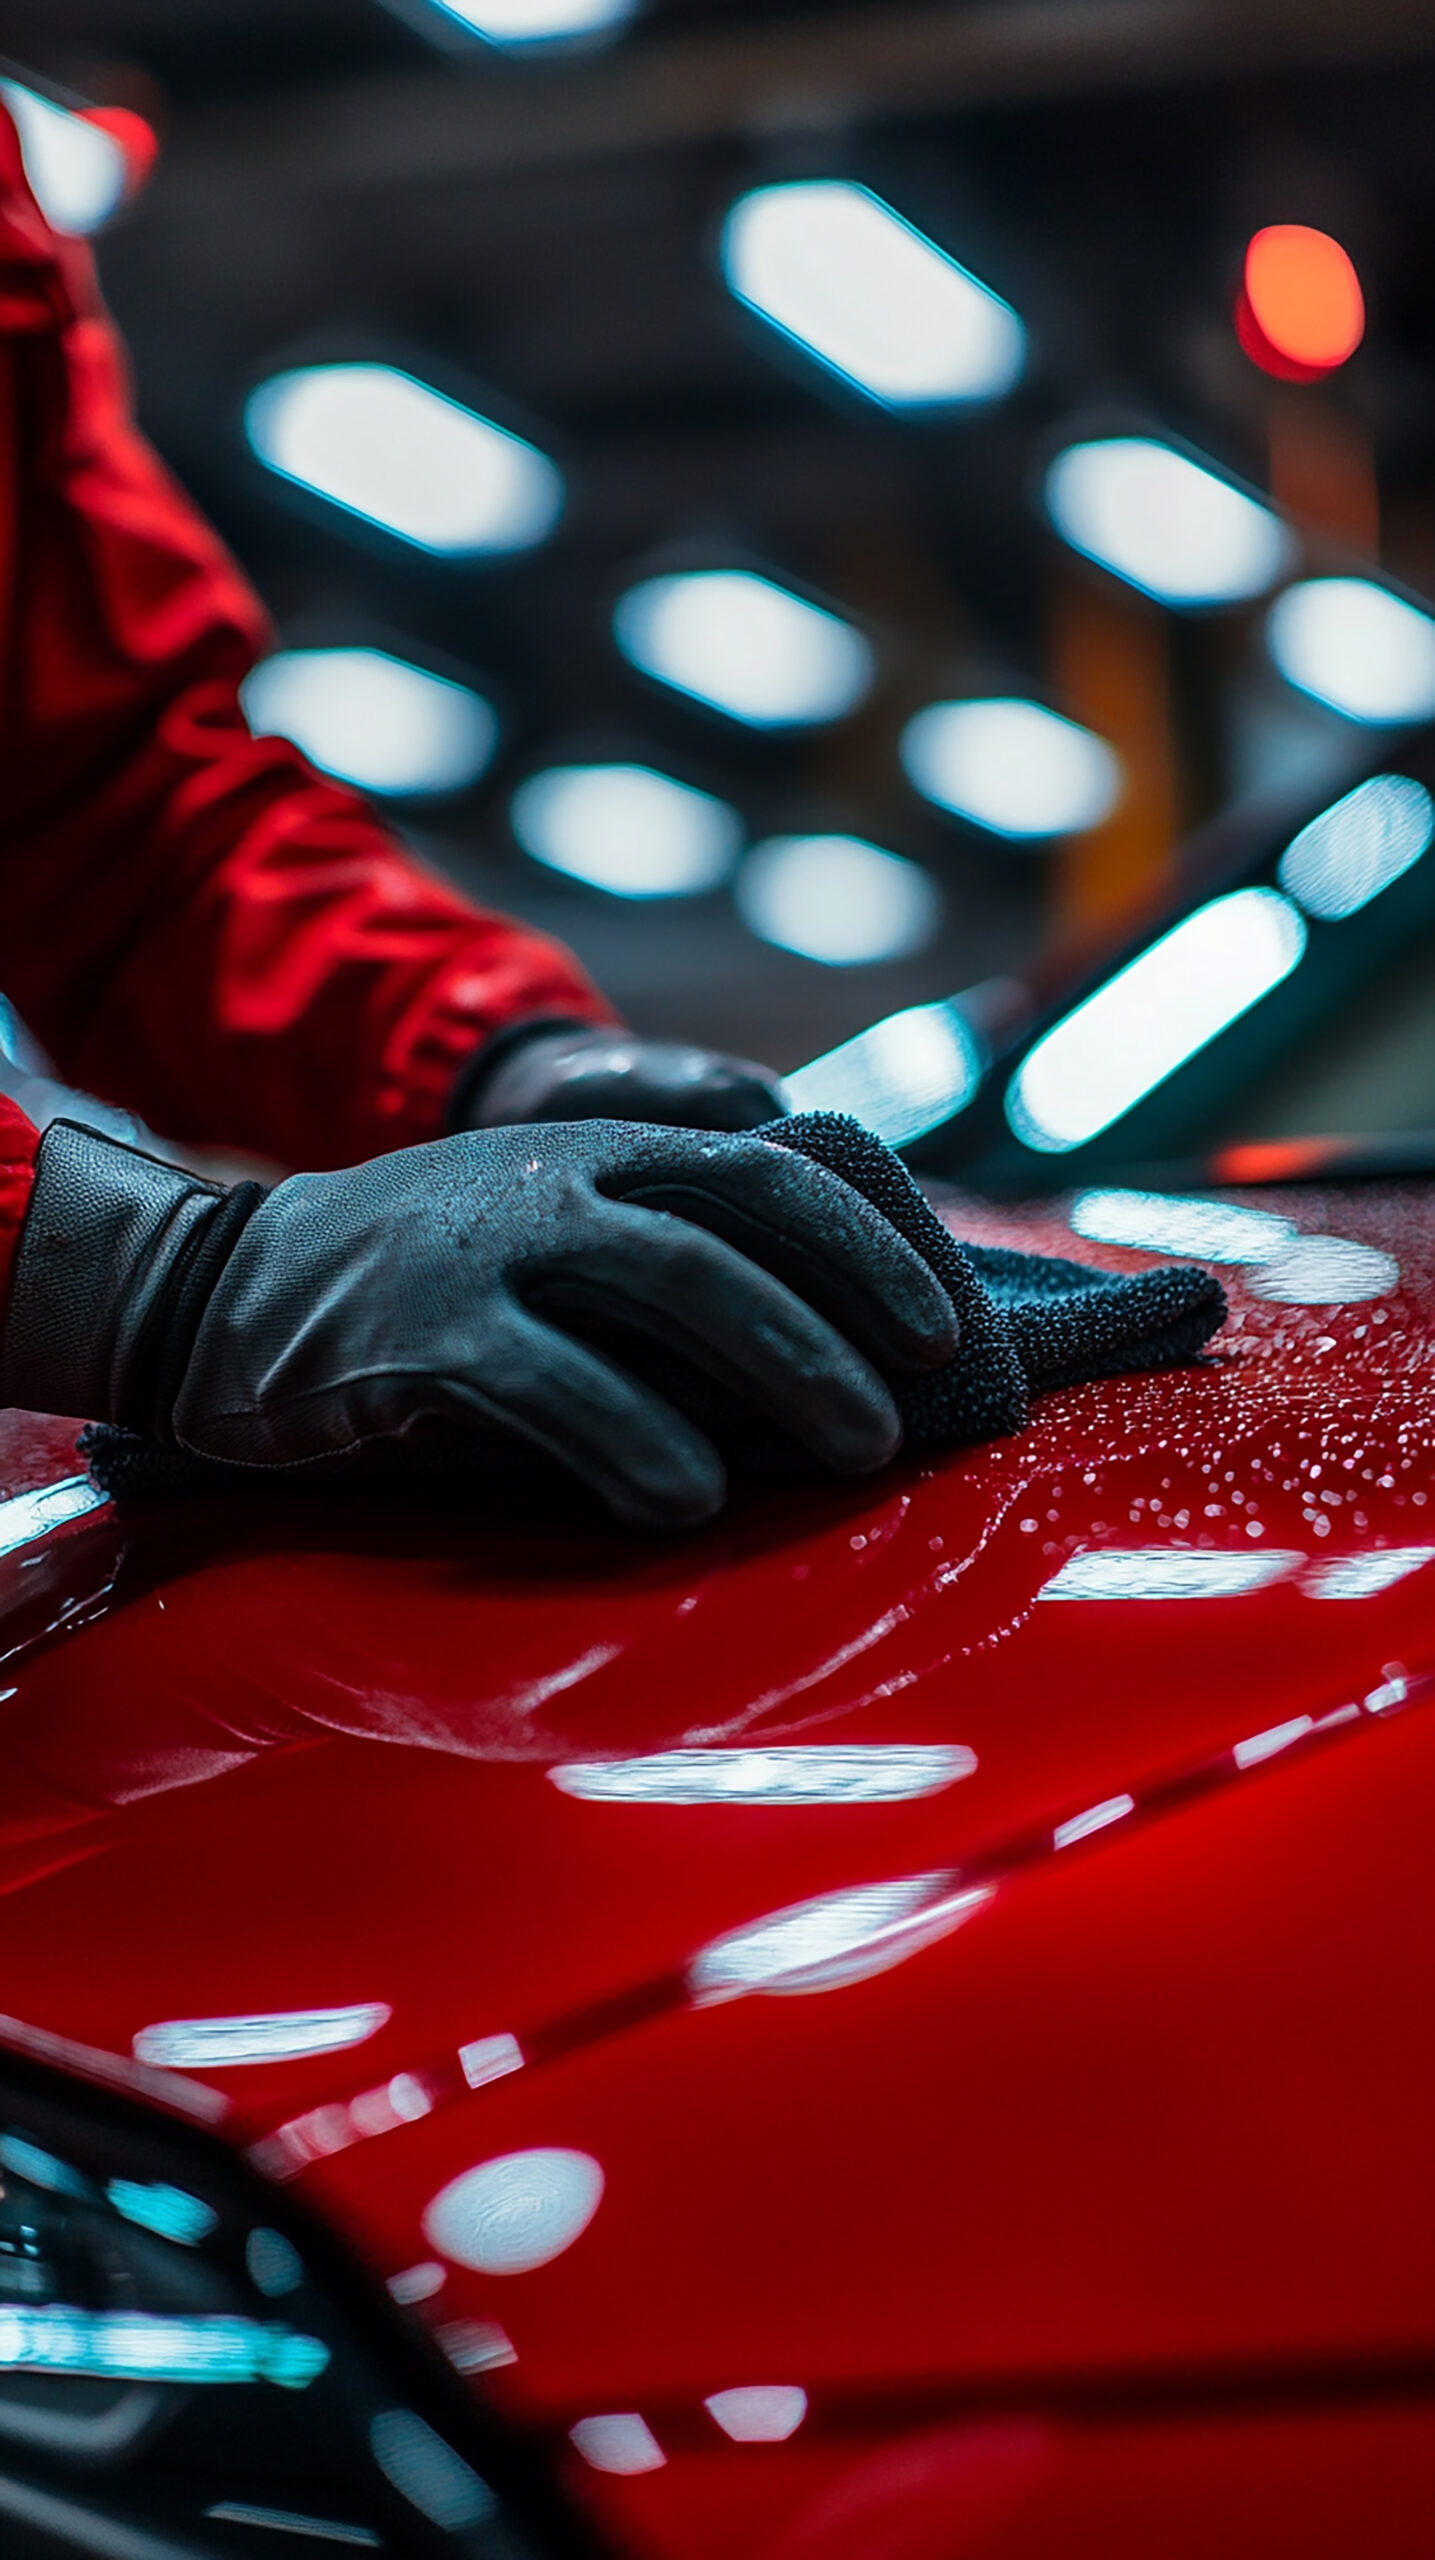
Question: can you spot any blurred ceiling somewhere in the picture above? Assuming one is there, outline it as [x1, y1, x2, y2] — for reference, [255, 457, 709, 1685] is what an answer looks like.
[11, 0, 1435, 1071]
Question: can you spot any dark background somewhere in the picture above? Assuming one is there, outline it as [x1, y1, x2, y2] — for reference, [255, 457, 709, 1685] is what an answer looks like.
[10, 0, 1435, 1078]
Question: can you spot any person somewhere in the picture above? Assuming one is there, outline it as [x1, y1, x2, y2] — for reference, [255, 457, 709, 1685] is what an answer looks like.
[0, 103, 958, 1527]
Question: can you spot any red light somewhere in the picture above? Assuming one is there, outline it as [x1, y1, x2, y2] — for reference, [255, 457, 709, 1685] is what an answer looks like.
[1236, 225, 1364, 381]
[81, 106, 158, 199]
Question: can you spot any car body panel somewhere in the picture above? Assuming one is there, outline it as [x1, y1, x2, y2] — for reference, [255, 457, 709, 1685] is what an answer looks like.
[0, 1180, 1431, 2550]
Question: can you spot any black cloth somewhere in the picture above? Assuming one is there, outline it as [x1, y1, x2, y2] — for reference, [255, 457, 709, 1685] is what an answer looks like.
[760, 1113, 1225, 1446]
[76, 1111, 1225, 1514]
[10, 1114, 952, 1530]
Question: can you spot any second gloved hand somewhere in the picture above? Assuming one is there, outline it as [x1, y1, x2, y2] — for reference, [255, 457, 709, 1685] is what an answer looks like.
[0, 1118, 957, 1529]
[459, 1021, 788, 1133]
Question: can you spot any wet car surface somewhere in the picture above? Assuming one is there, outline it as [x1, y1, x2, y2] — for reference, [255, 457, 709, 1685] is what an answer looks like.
[0, 1177, 1431, 2556]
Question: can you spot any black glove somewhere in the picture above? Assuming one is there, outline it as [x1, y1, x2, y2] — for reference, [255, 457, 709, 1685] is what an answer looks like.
[456, 1020, 788, 1134]
[0, 1118, 957, 1530]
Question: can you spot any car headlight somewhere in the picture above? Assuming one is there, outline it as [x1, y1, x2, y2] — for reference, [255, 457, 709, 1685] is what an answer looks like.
[0, 2038, 585, 2558]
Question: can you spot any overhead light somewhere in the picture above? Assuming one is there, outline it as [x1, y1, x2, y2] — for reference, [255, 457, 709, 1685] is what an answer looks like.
[509, 763, 741, 897]
[132, 2005, 391, 2069]
[422, 0, 636, 42]
[1244, 1236, 1399, 1304]
[1006, 887, 1306, 1153]
[548, 1745, 976, 1804]
[0, 81, 128, 235]
[1266, 579, 1435, 725]
[613, 571, 873, 727]
[721, 179, 1025, 409]
[1039, 1548, 1302, 1601]
[1068, 1188, 1297, 1263]
[1237, 225, 1364, 380]
[783, 999, 983, 1146]
[737, 834, 939, 966]
[422, 2150, 603, 2275]
[245, 364, 563, 555]
[241, 650, 496, 798]
[1046, 437, 1291, 607]
[900, 698, 1122, 838]
[1277, 774, 1434, 919]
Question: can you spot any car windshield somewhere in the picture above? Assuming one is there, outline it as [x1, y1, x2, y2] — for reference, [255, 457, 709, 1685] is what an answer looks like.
[931, 730, 1435, 1190]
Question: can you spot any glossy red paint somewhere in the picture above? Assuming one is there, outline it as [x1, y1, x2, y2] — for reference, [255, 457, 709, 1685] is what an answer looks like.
[0, 1179, 1431, 2556]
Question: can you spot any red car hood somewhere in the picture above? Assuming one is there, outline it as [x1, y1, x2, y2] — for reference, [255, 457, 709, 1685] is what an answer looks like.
[0, 1179, 1431, 2556]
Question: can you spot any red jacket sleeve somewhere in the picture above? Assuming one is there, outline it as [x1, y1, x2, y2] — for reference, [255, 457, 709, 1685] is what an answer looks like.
[0, 109, 616, 1171]
[0, 1097, 39, 1312]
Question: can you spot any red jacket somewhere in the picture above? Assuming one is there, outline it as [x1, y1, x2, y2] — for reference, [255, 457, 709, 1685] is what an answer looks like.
[0, 105, 614, 1303]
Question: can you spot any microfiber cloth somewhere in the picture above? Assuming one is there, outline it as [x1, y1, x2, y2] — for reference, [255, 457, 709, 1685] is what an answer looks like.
[80, 1111, 1225, 1502]
[760, 1112, 1225, 1447]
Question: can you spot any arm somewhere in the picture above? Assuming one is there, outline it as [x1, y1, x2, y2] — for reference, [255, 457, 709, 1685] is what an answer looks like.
[0, 106, 616, 1172]
[0, 1100, 39, 1309]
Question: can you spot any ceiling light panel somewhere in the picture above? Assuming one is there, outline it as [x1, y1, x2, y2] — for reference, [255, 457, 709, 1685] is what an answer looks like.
[423, 0, 636, 42]
[246, 364, 563, 555]
[510, 764, 742, 897]
[722, 179, 1025, 408]
[613, 572, 874, 726]
[1266, 579, 1435, 725]
[737, 834, 939, 966]
[1046, 437, 1291, 606]
[901, 698, 1122, 838]
[242, 650, 496, 797]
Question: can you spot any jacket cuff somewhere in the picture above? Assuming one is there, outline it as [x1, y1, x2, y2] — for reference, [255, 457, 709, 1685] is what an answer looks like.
[0, 1097, 40, 1322]
[368, 949, 621, 1155]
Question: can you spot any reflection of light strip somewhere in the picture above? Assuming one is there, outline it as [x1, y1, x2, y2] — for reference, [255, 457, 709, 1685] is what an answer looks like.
[1053, 1794, 1134, 1850]
[0, 1476, 107, 1561]
[1233, 1715, 1314, 1768]
[134, 2004, 390, 2068]
[784, 999, 983, 1147]
[570, 2414, 666, 2475]
[550, 1745, 976, 1805]
[0, 2306, 328, 2390]
[1040, 1548, 1302, 1601]
[706, 2385, 808, 2442]
[436, 2319, 517, 2374]
[690, 1873, 992, 2002]
[1007, 889, 1306, 1153]
[1278, 774, 1434, 919]
[105, 2179, 218, 2248]
[1068, 1187, 1296, 1264]
[1302, 1547, 1435, 1598]
[459, 2032, 524, 2088]
[206, 2506, 380, 2548]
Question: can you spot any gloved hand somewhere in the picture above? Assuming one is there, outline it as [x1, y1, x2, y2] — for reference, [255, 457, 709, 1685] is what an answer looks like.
[0, 1118, 957, 1530]
[458, 1020, 788, 1134]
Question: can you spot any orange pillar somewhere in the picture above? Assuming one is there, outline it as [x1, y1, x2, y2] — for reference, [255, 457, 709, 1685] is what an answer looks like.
[1048, 570, 1178, 947]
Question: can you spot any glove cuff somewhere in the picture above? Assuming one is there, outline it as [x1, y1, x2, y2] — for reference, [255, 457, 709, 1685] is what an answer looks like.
[446, 1017, 603, 1134]
[0, 1120, 264, 1436]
